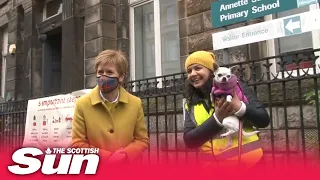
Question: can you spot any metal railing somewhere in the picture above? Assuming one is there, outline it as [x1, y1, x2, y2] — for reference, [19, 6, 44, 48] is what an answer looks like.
[1, 48, 320, 166]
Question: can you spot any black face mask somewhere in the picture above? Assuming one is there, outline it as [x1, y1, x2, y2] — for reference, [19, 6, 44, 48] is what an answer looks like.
[96, 75, 119, 94]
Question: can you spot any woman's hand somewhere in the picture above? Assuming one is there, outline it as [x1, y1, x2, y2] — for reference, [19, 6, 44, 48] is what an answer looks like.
[107, 148, 127, 164]
[227, 89, 242, 113]
[215, 97, 232, 122]
[214, 89, 243, 122]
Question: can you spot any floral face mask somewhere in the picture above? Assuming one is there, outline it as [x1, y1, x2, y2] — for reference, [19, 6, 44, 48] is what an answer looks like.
[96, 75, 119, 94]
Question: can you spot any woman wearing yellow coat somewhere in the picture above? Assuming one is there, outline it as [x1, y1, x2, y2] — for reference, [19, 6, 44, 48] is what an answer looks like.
[72, 50, 149, 164]
[183, 51, 270, 168]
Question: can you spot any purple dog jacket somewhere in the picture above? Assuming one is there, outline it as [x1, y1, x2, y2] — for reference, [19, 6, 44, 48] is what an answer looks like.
[211, 75, 248, 104]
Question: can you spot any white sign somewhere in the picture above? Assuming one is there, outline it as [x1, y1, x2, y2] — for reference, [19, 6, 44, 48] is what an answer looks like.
[22, 89, 91, 149]
[212, 9, 320, 50]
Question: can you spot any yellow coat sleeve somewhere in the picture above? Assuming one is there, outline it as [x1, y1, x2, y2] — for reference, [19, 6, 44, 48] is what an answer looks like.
[123, 103, 149, 161]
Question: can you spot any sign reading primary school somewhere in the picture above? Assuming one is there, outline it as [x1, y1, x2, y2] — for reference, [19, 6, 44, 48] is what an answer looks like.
[212, 9, 320, 50]
[211, 0, 319, 28]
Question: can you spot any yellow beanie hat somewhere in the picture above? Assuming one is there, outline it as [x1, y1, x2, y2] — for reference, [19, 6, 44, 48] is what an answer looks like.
[185, 51, 216, 72]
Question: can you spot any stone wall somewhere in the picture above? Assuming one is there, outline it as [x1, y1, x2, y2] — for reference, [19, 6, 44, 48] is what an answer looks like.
[23, 1, 43, 99]
[84, 0, 117, 88]
[116, 0, 130, 75]
[60, 0, 85, 93]
[84, 0, 130, 88]
[0, 0, 129, 100]
[2, 0, 36, 101]
[0, 0, 87, 100]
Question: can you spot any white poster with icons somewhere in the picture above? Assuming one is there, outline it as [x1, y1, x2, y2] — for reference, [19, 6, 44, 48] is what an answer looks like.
[22, 89, 91, 149]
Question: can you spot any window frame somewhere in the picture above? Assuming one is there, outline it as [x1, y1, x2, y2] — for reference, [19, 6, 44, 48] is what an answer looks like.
[265, 3, 320, 79]
[1, 25, 8, 99]
[42, 0, 63, 21]
[130, 0, 162, 83]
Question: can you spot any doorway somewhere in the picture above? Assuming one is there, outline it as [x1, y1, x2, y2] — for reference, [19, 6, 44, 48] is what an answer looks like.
[42, 28, 62, 96]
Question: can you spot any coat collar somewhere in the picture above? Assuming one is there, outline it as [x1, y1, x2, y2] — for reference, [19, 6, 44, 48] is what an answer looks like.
[90, 85, 129, 105]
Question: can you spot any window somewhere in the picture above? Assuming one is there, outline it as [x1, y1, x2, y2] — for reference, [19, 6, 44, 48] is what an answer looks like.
[1, 25, 8, 99]
[266, 4, 320, 78]
[165, 5, 176, 25]
[130, 0, 180, 81]
[43, 0, 62, 21]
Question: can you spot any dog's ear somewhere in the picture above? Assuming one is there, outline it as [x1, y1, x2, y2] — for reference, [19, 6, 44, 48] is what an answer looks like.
[230, 65, 239, 74]
[213, 63, 219, 72]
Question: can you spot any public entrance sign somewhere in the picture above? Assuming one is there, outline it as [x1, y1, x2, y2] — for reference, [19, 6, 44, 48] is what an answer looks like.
[212, 9, 320, 50]
[211, 0, 319, 28]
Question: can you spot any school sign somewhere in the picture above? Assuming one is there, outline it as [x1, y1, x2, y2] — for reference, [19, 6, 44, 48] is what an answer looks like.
[211, 0, 319, 28]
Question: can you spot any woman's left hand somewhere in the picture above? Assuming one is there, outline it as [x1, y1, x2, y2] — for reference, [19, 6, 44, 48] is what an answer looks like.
[108, 148, 127, 164]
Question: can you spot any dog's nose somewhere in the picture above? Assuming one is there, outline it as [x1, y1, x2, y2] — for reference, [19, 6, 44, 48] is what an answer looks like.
[222, 77, 227, 82]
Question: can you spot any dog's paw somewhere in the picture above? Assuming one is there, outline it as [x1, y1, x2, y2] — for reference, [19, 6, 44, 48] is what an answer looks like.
[226, 95, 232, 102]
[220, 134, 227, 138]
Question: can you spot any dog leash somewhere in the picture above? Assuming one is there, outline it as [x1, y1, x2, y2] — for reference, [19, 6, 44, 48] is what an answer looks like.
[238, 119, 243, 166]
[237, 81, 245, 166]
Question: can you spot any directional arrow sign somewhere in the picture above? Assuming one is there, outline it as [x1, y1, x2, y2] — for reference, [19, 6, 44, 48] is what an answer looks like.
[285, 19, 300, 33]
[284, 16, 302, 35]
[212, 9, 320, 50]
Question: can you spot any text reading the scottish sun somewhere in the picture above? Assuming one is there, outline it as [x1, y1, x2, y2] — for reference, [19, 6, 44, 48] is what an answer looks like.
[219, 0, 280, 22]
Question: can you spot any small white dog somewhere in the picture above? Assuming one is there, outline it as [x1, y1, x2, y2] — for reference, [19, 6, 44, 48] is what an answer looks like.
[211, 64, 259, 151]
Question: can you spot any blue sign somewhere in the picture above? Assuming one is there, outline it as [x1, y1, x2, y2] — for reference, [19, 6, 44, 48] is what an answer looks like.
[211, 0, 319, 28]
[297, 0, 318, 7]
[283, 16, 302, 36]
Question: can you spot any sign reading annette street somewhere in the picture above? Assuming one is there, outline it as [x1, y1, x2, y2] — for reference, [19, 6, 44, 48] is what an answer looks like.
[212, 9, 320, 50]
[211, 0, 319, 28]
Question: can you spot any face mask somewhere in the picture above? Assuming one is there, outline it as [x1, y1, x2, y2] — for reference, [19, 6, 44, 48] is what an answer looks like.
[96, 75, 119, 94]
